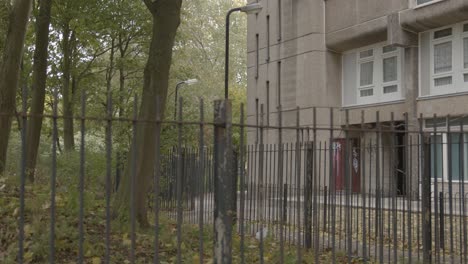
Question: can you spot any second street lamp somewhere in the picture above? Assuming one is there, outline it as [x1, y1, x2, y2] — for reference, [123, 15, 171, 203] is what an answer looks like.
[225, 3, 262, 99]
[174, 79, 198, 120]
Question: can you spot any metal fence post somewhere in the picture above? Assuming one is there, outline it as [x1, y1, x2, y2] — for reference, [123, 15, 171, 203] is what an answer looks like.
[231, 150, 238, 225]
[439, 191, 445, 250]
[304, 143, 312, 249]
[422, 135, 432, 264]
[213, 99, 233, 264]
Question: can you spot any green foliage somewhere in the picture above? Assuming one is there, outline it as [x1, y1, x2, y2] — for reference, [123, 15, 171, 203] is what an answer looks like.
[0, 0, 10, 55]
[1, 0, 251, 257]
[160, 0, 248, 149]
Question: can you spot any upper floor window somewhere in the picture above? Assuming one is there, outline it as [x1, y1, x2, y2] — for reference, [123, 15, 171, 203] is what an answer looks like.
[342, 42, 404, 107]
[420, 22, 468, 97]
[418, 0, 435, 5]
[413, 0, 446, 8]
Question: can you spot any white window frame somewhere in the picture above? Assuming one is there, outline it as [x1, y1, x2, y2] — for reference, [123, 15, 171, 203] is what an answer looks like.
[462, 26, 468, 82]
[381, 46, 402, 102]
[357, 49, 376, 105]
[430, 26, 455, 95]
[424, 118, 468, 183]
[424, 21, 468, 97]
[351, 42, 404, 106]
[411, 0, 447, 9]
[427, 133, 468, 183]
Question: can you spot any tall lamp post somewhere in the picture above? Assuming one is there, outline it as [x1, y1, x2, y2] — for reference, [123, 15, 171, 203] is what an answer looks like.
[174, 79, 198, 120]
[225, 3, 263, 99]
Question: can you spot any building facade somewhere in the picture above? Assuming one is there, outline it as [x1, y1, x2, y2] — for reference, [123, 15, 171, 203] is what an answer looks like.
[246, 0, 468, 194]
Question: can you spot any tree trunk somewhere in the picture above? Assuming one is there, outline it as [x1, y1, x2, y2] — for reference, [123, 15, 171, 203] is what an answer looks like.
[113, 0, 183, 228]
[116, 34, 126, 188]
[0, 0, 33, 174]
[25, 0, 52, 182]
[118, 32, 127, 118]
[62, 24, 75, 151]
[106, 37, 115, 96]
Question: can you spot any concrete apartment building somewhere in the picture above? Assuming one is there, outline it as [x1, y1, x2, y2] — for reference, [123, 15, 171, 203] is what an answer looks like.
[246, 0, 468, 194]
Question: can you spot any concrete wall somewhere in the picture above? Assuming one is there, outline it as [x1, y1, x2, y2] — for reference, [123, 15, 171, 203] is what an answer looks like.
[247, 0, 337, 145]
[325, 0, 408, 34]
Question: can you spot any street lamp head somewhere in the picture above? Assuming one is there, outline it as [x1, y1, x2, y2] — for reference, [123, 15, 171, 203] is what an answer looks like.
[240, 3, 262, 14]
[184, 79, 199, 85]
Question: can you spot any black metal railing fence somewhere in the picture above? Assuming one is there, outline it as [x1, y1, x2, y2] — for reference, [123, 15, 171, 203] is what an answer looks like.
[1, 91, 468, 263]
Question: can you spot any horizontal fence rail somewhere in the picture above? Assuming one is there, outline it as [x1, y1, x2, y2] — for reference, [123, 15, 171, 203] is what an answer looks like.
[1, 92, 468, 263]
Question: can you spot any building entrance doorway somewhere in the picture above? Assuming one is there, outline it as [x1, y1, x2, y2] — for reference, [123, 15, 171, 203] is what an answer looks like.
[333, 138, 361, 193]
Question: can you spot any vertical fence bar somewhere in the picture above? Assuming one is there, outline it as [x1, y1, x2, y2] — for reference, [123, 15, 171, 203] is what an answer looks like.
[268, 143, 273, 234]
[198, 99, 205, 264]
[49, 87, 58, 263]
[390, 112, 398, 263]
[368, 138, 374, 262]
[288, 143, 293, 246]
[213, 99, 232, 264]
[329, 108, 336, 264]
[418, 114, 423, 262]
[304, 143, 312, 250]
[422, 121, 432, 264]
[376, 111, 383, 263]
[153, 97, 162, 264]
[277, 105, 285, 264]
[313, 108, 319, 263]
[295, 107, 302, 263]
[105, 91, 113, 264]
[433, 114, 440, 264]
[176, 97, 184, 264]
[439, 192, 445, 253]
[447, 115, 454, 264]
[345, 109, 351, 263]
[78, 90, 86, 264]
[259, 105, 265, 264]
[130, 95, 137, 264]
[239, 103, 246, 264]
[460, 119, 467, 263]
[360, 110, 366, 261]
[255, 143, 259, 234]
[404, 113, 412, 264]
[18, 82, 28, 264]
[248, 145, 253, 235]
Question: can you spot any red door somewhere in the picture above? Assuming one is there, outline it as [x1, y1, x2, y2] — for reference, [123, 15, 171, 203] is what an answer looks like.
[333, 139, 345, 191]
[333, 138, 361, 193]
[351, 139, 361, 193]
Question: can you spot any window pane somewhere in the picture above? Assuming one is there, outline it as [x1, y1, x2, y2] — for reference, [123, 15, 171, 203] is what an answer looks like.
[465, 74, 468, 83]
[434, 41, 452, 74]
[417, 0, 433, 5]
[434, 28, 452, 39]
[426, 117, 447, 128]
[383, 45, 397, 53]
[464, 38, 468, 68]
[448, 116, 468, 127]
[431, 135, 443, 179]
[360, 88, 373, 97]
[360, 61, 373, 86]
[360, 49, 373, 59]
[383, 85, 398, 94]
[450, 133, 468, 181]
[450, 133, 461, 180]
[434, 76, 452, 87]
[464, 24, 468, 32]
[383, 56, 397, 82]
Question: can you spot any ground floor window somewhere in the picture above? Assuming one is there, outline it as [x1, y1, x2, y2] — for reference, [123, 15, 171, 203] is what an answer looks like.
[430, 133, 468, 181]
